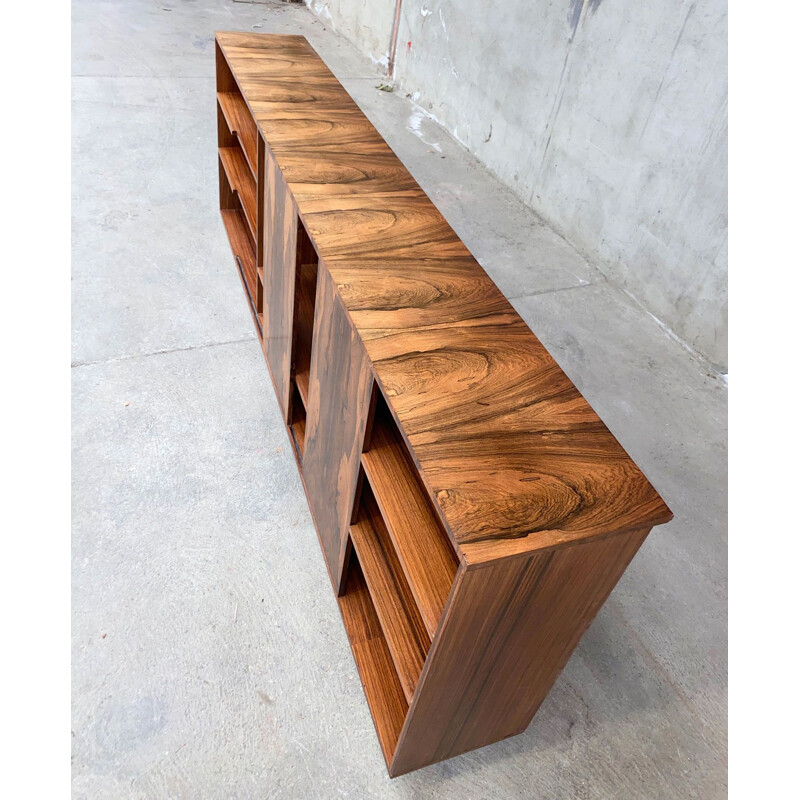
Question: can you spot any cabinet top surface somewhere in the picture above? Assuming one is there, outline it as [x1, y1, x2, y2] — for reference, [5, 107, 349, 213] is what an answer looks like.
[216, 31, 673, 563]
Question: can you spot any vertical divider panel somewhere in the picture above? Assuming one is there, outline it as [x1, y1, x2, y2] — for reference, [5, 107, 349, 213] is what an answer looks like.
[302, 260, 375, 594]
[215, 40, 237, 93]
[261, 149, 297, 419]
[217, 103, 237, 210]
[289, 222, 318, 410]
[256, 133, 266, 314]
[390, 527, 651, 775]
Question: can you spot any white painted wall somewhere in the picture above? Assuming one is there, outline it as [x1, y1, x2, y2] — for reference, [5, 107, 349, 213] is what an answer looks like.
[307, 0, 728, 371]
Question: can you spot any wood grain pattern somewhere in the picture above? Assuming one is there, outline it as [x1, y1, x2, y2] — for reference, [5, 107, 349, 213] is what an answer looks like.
[290, 417, 305, 458]
[302, 262, 374, 591]
[338, 559, 408, 766]
[256, 131, 266, 304]
[261, 150, 297, 417]
[218, 146, 256, 241]
[220, 208, 257, 316]
[278, 150, 420, 197]
[215, 38, 238, 94]
[366, 311, 670, 552]
[350, 485, 431, 703]
[391, 526, 651, 776]
[289, 384, 306, 460]
[216, 31, 673, 561]
[216, 33, 675, 778]
[295, 367, 310, 409]
[218, 48, 262, 341]
[217, 91, 258, 178]
[255, 111, 390, 156]
[291, 258, 317, 399]
[361, 394, 457, 638]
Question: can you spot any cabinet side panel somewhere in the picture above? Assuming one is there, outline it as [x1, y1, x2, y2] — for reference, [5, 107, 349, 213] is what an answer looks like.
[262, 151, 297, 417]
[302, 262, 374, 592]
[391, 527, 651, 775]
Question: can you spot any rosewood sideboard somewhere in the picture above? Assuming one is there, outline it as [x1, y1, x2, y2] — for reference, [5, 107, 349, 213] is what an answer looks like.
[214, 31, 672, 777]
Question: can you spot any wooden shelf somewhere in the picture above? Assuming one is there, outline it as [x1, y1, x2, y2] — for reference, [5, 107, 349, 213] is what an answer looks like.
[219, 147, 257, 241]
[362, 397, 458, 639]
[350, 485, 431, 703]
[291, 417, 306, 457]
[294, 261, 317, 378]
[338, 558, 408, 764]
[290, 383, 307, 459]
[295, 368, 310, 409]
[220, 208, 259, 324]
[289, 250, 317, 451]
[291, 254, 318, 409]
[217, 91, 258, 178]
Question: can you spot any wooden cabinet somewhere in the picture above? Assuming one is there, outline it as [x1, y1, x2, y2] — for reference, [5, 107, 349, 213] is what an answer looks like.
[216, 31, 673, 777]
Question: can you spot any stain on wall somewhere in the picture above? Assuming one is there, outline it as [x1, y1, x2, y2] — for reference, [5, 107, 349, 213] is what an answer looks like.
[569, 0, 583, 35]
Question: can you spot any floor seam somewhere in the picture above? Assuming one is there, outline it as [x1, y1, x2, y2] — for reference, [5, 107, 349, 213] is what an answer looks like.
[71, 336, 257, 369]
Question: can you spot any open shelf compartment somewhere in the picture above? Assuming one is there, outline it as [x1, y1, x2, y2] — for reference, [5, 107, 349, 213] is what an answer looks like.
[219, 171, 260, 337]
[360, 388, 459, 639]
[217, 42, 264, 343]
[217, 91, 258, 178]
[289, 220, 319, 414]
[338, 553, 408, 766]
[350, 478, 431, 703]
[219, 146, 257, 243]
[289, 383, 307, 461]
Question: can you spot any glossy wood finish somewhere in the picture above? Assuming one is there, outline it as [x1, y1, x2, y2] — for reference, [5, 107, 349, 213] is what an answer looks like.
[302, 263, 374, 592]
[291, 416, 306, 458]
[289, 383, 307, 460]
[218, 147, 256, 241]
[392, 526, 651, 775]
[291, 257, 317, 407]
[255, 133, 266, 302]
[215, 32, 671, 564]
[350, 484, 431, 703]
[215, 32, 674, 777]
[217, 91, 258, 177]
[220, 208, 258, 324]
[338, 559, 408, 763]
[361, 394, 458, 638]
[261, 151, 297, 416]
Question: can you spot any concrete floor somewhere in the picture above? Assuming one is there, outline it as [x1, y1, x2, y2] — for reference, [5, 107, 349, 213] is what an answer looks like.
[72, 1, 727, 798]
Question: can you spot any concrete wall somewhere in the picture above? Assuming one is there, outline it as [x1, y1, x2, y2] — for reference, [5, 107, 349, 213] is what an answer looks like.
[307, 0, 397, 69]
[305, 0, 728, 372]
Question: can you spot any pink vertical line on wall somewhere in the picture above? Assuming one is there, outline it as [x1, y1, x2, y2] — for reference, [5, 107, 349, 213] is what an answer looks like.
[388, 0, 404, 79]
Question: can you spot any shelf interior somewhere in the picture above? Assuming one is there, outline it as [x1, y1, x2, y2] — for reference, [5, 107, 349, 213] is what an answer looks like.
[350, 480, 431, 703]
[338, 555, 408, 765]
[291, 221, 319, 412]
[294, 259, 318, 389]
[219, 146, 257, 242]
[220, 204, 259, 333]
[295, 366, 310, 410]
[217, 91, 258, 178]
[361, 390, 459, 639]
[290, 383, 306, 460]
[217, 54, 262, 341]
